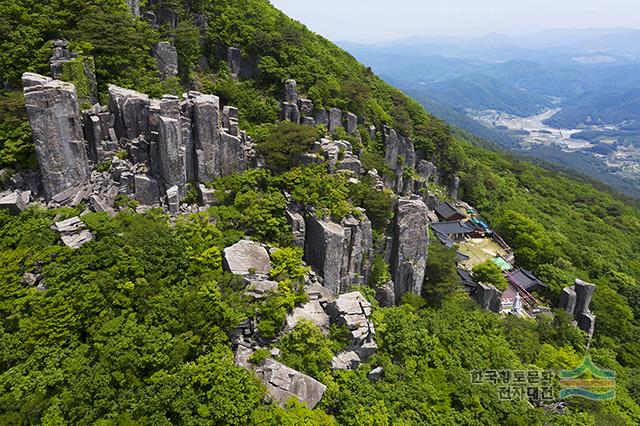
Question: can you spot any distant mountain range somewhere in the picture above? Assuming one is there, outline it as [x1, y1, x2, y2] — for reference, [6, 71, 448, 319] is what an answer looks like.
[339, 28, 640, 197]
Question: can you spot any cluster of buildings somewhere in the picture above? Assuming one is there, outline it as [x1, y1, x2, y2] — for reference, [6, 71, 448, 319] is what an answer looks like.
[430, 200, 595, 336]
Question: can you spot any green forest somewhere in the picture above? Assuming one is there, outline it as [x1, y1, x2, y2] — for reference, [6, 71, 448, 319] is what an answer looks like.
[1, 0, 639, 424]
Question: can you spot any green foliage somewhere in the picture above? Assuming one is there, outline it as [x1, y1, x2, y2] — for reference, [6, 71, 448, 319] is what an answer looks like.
[277, 320, 335, 379]
[368, 255, 391, 288]
[423, 240, 460, 304]
[472, 260, 509, 291]
[269, 247, 308, 283]
[256, 121, 319, 172]
[60, 55, 96, 108]
[95, 159, 112, 172]
[349, 177, 394, 231]
[249, 348, 269, 365]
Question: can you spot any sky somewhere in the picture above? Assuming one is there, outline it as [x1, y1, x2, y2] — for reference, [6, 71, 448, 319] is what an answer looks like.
[270, 0, 640, 42]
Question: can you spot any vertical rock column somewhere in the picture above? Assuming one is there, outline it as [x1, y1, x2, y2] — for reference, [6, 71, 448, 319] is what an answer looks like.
[157, 95, 185, 189]
[389, 198, 430, 302]
[192, 94, 221, 182]
[22, 73, 90, 199]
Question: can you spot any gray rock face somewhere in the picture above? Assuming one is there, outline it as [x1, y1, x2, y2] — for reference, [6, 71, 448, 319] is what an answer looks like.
[134, 174, 160, 205]
[560, 286, 577, 315]
[222, 239, 272, 276]
[158, 115, 185, 188]
[281, 102, 301, 124]
[219, 131, 247, 176]
[577, 311, 596, 336]
[328, 108, 343, 134]
[191, 94, 221, 182]
[340, 212, 373, 288]
[222, 106, 239, 136]
[0, 191, 27, 215]
[108, 85, 150, 141]
[22, 73, 90, 200]
[375, 280, 396, 307]
[326, 292, 377, 368]
[49, 39, 75, 79]
[166, 185, 180, 214]
[284, 79, 298, 104]
[345, 112, 358, 135]
[574, 279, 596, 316]
[255, 359, 326, 409]
[449, 175, 460, 200]
[285, 208, 306, 248]
[302, 116, 316, 127]
[298, 99, 313, 117]
[474, 283, 503, 312]
[304, 215, 345, 294]
[227, 47, 242, 80]
[53, 216, 94, 249]
[126, 0, 140, 16]
[382, 127, 416, 193]
[315, 109, 329, 127]
[389, 198, 429, 302]
[304, 213, 373, 294]
[153, 42, 179, 80]
[286, 300, 331, 333]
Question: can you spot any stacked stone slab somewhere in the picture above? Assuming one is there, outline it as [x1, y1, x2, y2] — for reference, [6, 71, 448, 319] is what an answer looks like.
[281, 79, 301, 123]
[560, 279, 596, 336]
[22, 73, 91, 200]
[383, 126, 416, 194]
[389, 198, 430, 303]
[304, 213, 373, 295]
[326, 292, 377, 370]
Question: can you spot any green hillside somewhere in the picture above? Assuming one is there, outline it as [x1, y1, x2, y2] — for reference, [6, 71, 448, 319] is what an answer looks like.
[1, 0, 639, 424]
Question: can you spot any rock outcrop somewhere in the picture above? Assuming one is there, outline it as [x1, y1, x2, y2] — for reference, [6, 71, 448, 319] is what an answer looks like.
[52, 216, 94, 249]
[153, 42, 179, 80]
[383, 127, 416, 194]
[222, 239, 272, 277]
[254, 358, 326, 409]
[326, 292, 377, 370]
[389, 198, 429, 302]
[304, 212, 373, 295]
[561, 279, 596, 336]
[22, 73, 90, 200]
[0, 191, 28, 215]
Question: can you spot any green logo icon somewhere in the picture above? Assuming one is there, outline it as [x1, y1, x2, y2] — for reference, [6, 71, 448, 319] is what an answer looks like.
[559, 356, 616, 400]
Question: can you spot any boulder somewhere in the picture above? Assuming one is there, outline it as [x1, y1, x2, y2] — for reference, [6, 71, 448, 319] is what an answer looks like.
[474, 283, 503, 312]
[340, 213, 373, 288]
[166, 185, 180, 214]
[53, 216, 94, 249]
[368, 366, 384, 382]
[245, 280, 279, 299]
[389, 198, 429, 302]
[331, 351, 360, 370]
[22, 73, 90, 199]
[301, 116, 316, 127]
[222, 239, 271, 276]
[219, 131, 247, 177]
[449, 175, 460, 200]
[577, 311, 596, 336]
[222, 106, 239, 136]
[0, 191, 27, 215]
[285, 300, 331, 333]
[134, 174, 160, 205]
[255, 359, 326, 409]
[325, 292, 373, 344]
[153, 42, 178, 80]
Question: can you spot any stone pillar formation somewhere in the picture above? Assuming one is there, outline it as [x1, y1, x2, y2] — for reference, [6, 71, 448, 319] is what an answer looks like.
[22, 73, 90, 200]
